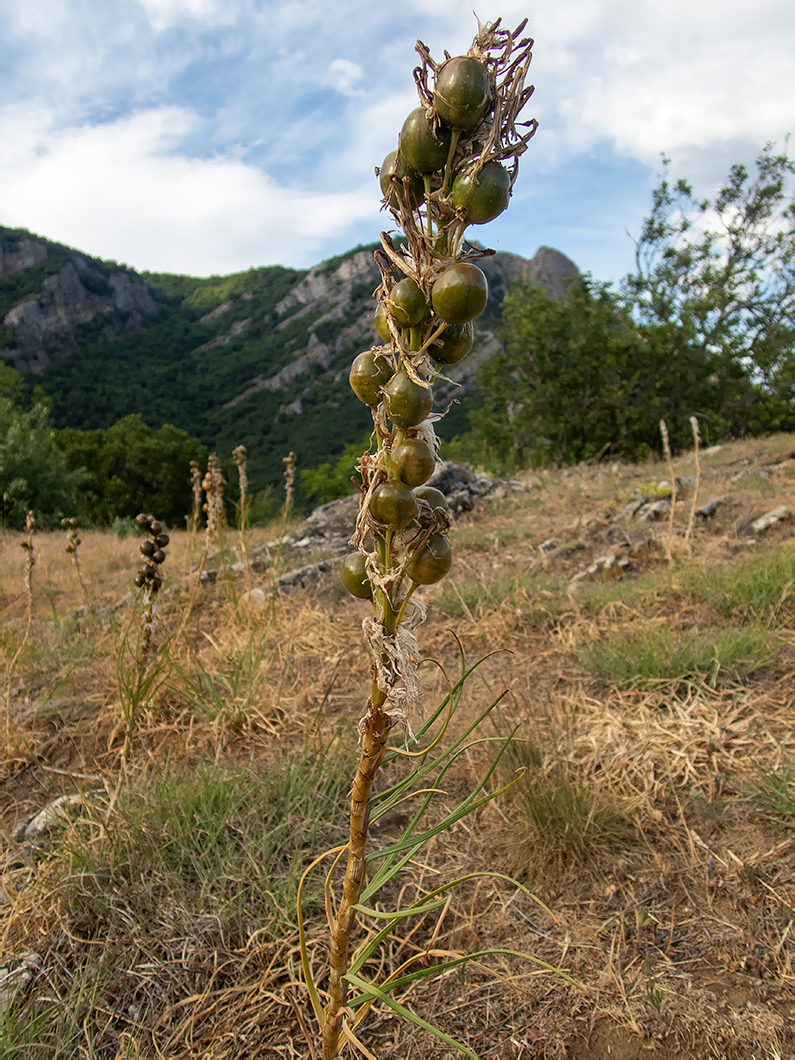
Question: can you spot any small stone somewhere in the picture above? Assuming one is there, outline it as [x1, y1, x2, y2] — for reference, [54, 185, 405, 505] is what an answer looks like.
[638, 499, 671, 522]
[750, 506, 791, 534]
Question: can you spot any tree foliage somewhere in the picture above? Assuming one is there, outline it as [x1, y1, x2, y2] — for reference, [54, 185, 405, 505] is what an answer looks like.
[467, 143, 794, 467]
[470, 278, 741, 466]
[624, 142, 795, 430]
[55, 415, 208, 527]
[0, 364, 82, 528]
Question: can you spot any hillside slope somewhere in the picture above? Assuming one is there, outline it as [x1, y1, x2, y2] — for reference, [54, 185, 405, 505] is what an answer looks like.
[0, 226, 579, 491]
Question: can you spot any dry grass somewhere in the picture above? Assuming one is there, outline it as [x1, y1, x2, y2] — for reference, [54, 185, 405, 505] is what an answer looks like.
[2, 433, 795, 1058]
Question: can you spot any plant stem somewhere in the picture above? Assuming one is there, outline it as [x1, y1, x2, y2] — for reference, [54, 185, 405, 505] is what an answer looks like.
[441, 128, 461, 197]
[322, 690, 392, 1059]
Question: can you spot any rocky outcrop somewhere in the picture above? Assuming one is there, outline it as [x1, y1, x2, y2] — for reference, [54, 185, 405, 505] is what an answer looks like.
[3, 257, 159, 372]
[0, 237, 47, 280]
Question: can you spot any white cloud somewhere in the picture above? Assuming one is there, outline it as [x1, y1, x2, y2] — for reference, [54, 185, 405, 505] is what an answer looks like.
[138, 0, 237, 32]
[327, 59, 365, 97]
[0, 105, 378, 274]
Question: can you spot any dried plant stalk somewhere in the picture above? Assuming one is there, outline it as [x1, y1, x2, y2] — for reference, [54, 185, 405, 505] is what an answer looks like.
[659, 420, 676, 564]
[685, 415, 701, 547]
[4, 511, 35, 741]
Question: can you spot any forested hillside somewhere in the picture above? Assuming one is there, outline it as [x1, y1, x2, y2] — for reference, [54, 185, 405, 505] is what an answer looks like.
[0, 226, 577, 499]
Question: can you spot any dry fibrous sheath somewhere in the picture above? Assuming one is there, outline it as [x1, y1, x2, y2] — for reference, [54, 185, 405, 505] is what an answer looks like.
[317, 17, 537, 1057]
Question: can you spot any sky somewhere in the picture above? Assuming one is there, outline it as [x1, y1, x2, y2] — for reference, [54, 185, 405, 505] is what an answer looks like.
[1, 0, 793, 283]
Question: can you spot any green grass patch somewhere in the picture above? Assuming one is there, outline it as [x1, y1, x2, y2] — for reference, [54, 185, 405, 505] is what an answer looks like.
[747, 763, 795, 830]
[0, 744, 351, 1056]
[578, 622, 777, 688]
[505, 743, 634, 873]
[677, 544, 795, 619]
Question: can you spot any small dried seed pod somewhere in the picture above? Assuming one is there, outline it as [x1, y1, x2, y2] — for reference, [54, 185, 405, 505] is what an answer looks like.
[150, 520, 163, 535]
[152, 549, 166, 565]
[151, 574, 163, 591]
[154, 533, 170, 548]
[134, 572, 146, 588]
[135, 513, 150, 530]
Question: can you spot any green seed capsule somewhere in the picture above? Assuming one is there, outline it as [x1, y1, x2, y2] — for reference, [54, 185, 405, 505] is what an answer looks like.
[434, 56, 492, 129]
[400, 107, 453, 173]
[374, 301, 391, 342]
[388, 277, 429, 328]
[431, 263, 488, 324]
[414, 485, 448, 512]
[379, 149, 424, 210]
[392, 438, 436, 487]
[350, 351, 394, 405]
[451, 160, 511, 224]
[342, 553, 373, 600]
[370, 481, 419, 530]
[431, 322, 474, 365]
[407, 533, 452, 584]
[150, 520, 163, 535]
[140, 540, 155, 556]
[384, 372, 433, 428]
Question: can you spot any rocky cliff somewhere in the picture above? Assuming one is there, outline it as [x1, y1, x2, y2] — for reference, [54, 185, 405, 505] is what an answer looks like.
[0, 229, 160, 372]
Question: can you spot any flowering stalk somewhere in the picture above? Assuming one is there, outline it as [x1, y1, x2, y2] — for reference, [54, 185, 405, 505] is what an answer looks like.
[322, 18, 536, 1056]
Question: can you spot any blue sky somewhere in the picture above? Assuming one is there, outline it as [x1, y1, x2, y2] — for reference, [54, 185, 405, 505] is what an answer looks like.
[1, 0, 793, 282]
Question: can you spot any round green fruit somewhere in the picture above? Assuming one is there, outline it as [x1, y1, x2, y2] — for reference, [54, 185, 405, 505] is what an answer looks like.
[379, 149, 424, 210]
[392, 437, 436, 487]
[370, 482, 419, 530]
[452, 160, 511, 224]
[374, 301, 391, 342]
[434, 56, 492, 129]
[431, 263, 488, 324]
[400, 107, 452, 173]
[430, 321, 474, 364]
[414, 485, 448, 511]
[388, 277, 429, 328]
[342, 553, 373, 600]
[384, 372, 434, 428]
[350, 351, 394, 405]
[407, 533, 452, 584]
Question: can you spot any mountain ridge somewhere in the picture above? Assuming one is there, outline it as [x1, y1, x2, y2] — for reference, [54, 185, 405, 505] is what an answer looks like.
[0, 226, 579, 492]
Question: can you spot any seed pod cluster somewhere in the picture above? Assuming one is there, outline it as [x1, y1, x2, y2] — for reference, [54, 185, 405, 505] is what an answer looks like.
[134, 513, 169, 592]
[345, 21, 535, 612]
[60, 517, 80, 555]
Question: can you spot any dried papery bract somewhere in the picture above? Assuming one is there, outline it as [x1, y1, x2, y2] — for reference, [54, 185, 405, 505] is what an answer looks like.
[317, 18, 537, 1057]
[4, 511, 35, 742]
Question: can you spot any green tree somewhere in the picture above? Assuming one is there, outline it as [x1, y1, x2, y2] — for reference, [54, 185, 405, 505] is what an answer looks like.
[55, 415, 208, 526]
[0, 364, 82, 527]
[469, 278, 741, 467]
[624, 142, 795, 431]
